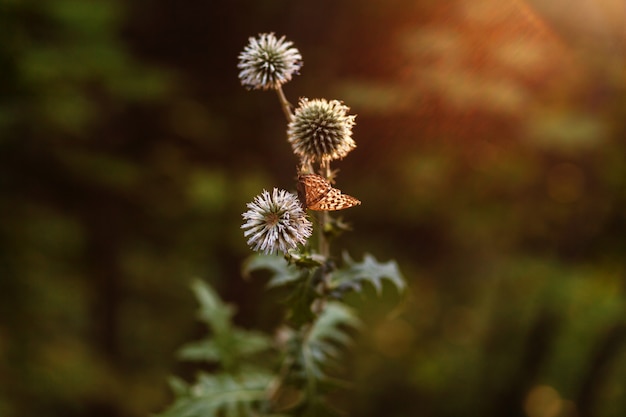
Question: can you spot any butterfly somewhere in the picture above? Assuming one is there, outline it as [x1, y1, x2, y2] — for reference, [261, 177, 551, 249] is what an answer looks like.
[297, 173, 361, 211]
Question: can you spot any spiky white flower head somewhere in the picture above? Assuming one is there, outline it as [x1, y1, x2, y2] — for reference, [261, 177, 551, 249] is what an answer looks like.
[287, 98, 357, 165]
[237, 33, 303, 90]
[242, 188, 312, 255]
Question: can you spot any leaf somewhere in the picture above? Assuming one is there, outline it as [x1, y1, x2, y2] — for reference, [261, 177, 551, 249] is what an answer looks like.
[167, 376, 190, 397]
[191, 279, 235, 335]
[242, 254, 327, 326]
[275, 303, 360, 416]
[186, 280, 274, 372]
[284, 268, 320, 327]
[242, 254, 304, 288]
[177, 339, 221, 363]
[159, 281, 281, 417]
[155, 372, 273, 417]
[178, 329, 273, 363]
[301, 302, 361, 381]
[331, 253, 406, 295]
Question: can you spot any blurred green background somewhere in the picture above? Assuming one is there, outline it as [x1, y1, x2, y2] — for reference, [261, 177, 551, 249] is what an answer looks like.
[1, 0, 625, 416]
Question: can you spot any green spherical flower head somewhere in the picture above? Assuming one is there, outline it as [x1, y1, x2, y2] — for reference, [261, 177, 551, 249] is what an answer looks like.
[288, 98, 356, 165]
[241, 188, 312, 255]
[238, 33, 303, 90]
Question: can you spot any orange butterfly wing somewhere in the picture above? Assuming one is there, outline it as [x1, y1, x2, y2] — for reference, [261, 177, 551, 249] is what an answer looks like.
[297, 174, 361, 211]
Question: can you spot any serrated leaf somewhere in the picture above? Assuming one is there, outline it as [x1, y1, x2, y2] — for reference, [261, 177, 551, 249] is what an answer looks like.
[178, 329, 273, 363]
[285, 269, 320, 327]
[309, 303, 361, 345]
[168, 376, 190, 397]
[278, 304, 359, 416]
[301, 302, 361, 381]
[185, 280, 276, 373]
[191, 279, 235, 335]
[242, 254, 304, 288]
[155, 372, 273, 417]
[331, 253, 405, 295]
[177, 339, 221, 362]
[233, 329, 274, 356]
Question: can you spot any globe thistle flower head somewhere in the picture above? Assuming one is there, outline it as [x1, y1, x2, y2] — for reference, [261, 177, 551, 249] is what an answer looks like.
[238, 33, 303, 90]
[288, 98, 356, 165]
[242, 188, 312, 255]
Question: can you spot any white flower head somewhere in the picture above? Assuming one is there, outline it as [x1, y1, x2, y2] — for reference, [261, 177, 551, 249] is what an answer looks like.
[242, 188, 312, 254]
[238, 33, 303, 90]
[288, 98, 357, 165]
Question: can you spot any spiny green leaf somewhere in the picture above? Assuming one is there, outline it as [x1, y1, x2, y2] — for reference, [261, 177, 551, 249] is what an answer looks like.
[190, 279, 235, 335]
[285, 268, 320, 327]
[331, 253, 405, 295]
[177, 329, 272, 363]
[177, 339, 221, 362]
[242, 254, 324, 326]
[278, 304, 359, 416]
[309, 303, 361, 345]
[301, 302, 361, 381]
[167, 376, 190, 397]
[155, 372, 273, 417]
[242, 254, 304, 288]
[186, 280, 276, 373]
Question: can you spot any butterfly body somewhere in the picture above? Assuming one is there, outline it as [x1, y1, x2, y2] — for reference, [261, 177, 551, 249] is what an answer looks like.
[297, 174, 361, 211]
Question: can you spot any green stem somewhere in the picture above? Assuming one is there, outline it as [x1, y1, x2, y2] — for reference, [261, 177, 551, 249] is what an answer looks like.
[318, 163, 333, 256]
[318, 211, 329, 259]
[316, 163, 333, 296]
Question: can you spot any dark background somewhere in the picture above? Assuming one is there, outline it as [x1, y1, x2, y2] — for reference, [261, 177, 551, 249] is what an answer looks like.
[1, 0, 625, 416]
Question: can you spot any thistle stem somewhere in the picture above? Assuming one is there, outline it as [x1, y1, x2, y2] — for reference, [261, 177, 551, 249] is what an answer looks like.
[276, 86, 293, 122]
[318, 212, 329, 259]
[317, 163, 332, 294]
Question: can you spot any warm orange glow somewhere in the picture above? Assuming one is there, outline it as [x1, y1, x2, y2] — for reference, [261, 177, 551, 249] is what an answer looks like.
[524, 385, 578, 417]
